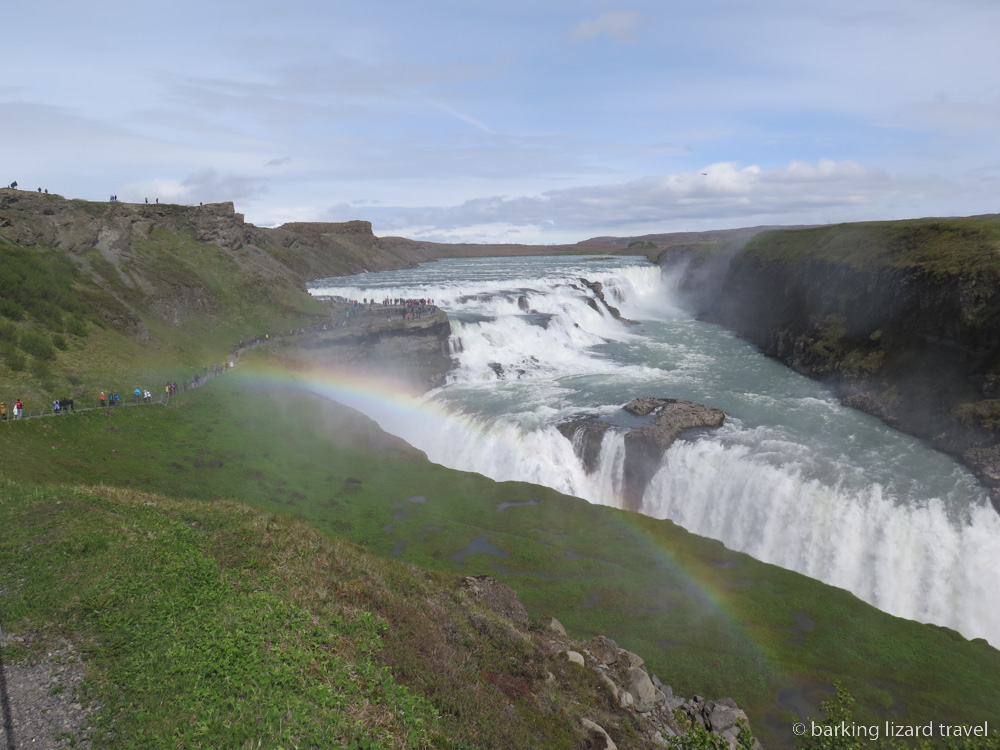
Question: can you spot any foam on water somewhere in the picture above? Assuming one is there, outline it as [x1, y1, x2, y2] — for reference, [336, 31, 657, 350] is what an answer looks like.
[310, 255, 1000, 645]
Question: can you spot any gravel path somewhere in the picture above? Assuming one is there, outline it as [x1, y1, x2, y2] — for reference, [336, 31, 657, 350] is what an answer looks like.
[0, 634, 95, 750]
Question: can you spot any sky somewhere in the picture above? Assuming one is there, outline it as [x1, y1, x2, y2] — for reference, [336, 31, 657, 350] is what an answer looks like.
[4, 0, 1000, 244]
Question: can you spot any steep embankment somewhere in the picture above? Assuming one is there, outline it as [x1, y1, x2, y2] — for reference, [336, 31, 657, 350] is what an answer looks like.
[2, 478, 765, 749]
[699, 216, 1000, 508]
[0, 190, 454, 406]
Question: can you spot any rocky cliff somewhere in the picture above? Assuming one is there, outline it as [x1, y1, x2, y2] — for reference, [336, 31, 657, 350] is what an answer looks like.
[464, 574, 762, 750]
[559, 397, 726, 511]
[696, 216, 1000, 510]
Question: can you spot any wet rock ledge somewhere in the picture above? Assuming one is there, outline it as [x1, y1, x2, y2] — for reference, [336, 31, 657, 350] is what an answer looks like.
[558, 398, 726, 511]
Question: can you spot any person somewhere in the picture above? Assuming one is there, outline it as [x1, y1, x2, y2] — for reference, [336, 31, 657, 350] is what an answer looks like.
[0, 402, 6, 420]
[134, 387, 141, 404]
[100, 391, 106, 407]
[14, 399, 23, 419]
[53, 399, 61, 413]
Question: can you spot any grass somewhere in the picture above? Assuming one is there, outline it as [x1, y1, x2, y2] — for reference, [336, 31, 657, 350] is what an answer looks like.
[2, 371, 998, 748]
[0, 481, 645, 749]
[743, 216, 1000, 275]
[0, 224, 328, 413]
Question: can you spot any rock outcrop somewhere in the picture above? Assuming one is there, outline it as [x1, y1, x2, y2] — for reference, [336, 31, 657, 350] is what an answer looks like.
[620, 398, 725, 511]
[463, 575, 762, 749]
[578, 277, 632, 322]
[279, 301, 453, 392]
[556, 417, 614, 474]
[558, 398, 726, 511]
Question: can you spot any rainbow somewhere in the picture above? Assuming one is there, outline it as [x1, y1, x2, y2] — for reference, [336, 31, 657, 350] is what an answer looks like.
[230, 359, 779, 678]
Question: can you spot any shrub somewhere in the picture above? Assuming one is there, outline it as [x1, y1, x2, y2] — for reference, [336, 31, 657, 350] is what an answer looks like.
[65, 317, 88, 337]
[19, 330, 56, 361]
[52, 334, 68, 351]
[6, 352, 26, 371]
[0, 297, 24, 321]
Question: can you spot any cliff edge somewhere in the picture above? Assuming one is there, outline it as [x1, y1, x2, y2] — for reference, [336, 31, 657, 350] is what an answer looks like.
[697, 216, 1000, 510]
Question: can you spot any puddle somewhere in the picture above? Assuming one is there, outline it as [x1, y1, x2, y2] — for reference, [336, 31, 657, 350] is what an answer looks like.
[497, 498, 538, 512]
[406, 495, 427, 503]
[709, 559, 738, 569]
[783, 611, 816, 647]
[391, 540, 404, 558]
[452, 534, 509, 563]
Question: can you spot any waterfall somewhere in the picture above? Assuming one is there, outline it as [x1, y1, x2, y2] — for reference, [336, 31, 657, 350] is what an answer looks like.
[309, 255, 1000, 646]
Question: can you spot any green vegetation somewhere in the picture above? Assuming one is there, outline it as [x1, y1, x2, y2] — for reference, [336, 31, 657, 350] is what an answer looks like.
[1, 481, 628, 748]
[0, 225, 327, 413]
[744, 216, 1000, 275]
[2, 372, 999, 748]
[955, 399, 1000, 434]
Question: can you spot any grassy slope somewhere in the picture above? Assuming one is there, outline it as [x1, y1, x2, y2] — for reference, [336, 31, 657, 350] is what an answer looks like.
[0, 225, 328, 412]
[2, 369, 998, 748]
[742, 215, 1000, 274]
[2, 482, 638, 749]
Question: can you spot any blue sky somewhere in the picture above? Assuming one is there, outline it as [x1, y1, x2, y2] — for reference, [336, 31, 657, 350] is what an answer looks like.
[4, 0, 1000, 243]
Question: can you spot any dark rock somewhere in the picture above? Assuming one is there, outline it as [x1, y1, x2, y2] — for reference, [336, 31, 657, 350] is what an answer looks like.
[557, 417, 614, 474]
[579, 277, 632, 323]
[621, 398, 725, 510]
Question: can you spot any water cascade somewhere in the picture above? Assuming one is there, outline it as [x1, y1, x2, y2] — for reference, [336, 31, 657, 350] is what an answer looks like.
[310, 255, 1000, 645]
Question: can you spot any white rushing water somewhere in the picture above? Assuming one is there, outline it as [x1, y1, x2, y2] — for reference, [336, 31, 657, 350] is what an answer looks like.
[310, 255, 1000, 645]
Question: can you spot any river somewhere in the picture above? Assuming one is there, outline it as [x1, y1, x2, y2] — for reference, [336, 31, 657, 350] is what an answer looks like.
[309, 254, 1000, 646]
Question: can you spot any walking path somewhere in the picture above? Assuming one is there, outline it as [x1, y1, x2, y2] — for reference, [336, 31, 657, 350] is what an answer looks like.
[2, 295, 441, 423]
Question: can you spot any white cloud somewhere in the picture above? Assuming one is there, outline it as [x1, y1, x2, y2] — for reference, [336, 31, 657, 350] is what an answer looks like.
[570, 11, 642, 43]
[334, 159, 952, 242]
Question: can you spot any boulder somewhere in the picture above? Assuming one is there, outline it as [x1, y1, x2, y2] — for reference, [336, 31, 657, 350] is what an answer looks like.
[628, 668, 660, 713]
[581, 718, 618, 750]
[544, 615, 567, 636]
[584, 635, 620, 665]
